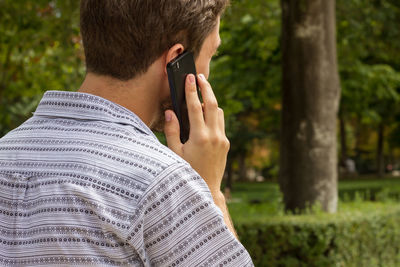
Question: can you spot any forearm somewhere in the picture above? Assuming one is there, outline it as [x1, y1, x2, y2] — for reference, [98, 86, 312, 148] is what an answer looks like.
[211, 191, 238, 239]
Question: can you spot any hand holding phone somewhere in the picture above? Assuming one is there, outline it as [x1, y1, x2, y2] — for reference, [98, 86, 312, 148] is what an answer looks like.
[166, 51, 198, 143]
[164, 71, 230, 192]
[164, 56, 234, 238]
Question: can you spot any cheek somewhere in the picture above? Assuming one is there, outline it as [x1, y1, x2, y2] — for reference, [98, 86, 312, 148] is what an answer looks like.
[196, 58, 211, 79]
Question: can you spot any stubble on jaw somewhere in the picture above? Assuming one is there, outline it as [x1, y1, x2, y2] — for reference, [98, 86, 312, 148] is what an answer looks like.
[150, 99, 173, 132]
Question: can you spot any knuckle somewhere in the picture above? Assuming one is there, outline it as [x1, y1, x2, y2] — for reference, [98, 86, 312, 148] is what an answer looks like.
[199, 76, 209, 85]
[165, 127, 178, 136]
[210, 134, 229, 148]
[188, 102, 202, 113]
[186, 87, 196, 95]
[224, 138, 230, 150]
[200, 81, 212, 91]
[196, 133, 209, 144]
[190, 83, 198, 91]
[210, 135, 220, 145]
[206, 100, 218, 109]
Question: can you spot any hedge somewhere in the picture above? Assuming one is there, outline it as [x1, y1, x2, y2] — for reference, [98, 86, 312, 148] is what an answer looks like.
[235, 202, 400, 267]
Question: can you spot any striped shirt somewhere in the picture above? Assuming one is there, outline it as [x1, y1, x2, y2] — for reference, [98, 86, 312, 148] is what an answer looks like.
[0, 91, 254, 266]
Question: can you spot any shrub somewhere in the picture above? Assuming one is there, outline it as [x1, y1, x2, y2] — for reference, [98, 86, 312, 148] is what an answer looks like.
[234, 202, 400, 267]
[338, 178, 400, 202]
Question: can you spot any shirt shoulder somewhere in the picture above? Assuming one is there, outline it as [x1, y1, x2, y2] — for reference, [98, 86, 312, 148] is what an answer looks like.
[2, 114, 185, 178]
[125, 162, 254, 267]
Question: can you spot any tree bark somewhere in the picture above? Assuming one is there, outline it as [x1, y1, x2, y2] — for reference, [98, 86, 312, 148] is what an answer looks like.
[279, 0, 340, 213]
[377, 122, 385, 177]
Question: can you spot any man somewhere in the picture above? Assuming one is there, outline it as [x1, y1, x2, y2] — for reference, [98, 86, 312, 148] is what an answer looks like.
[0, 0, 254, 266]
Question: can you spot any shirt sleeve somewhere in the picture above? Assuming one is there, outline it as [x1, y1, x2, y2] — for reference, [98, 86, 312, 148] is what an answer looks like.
[126, 163, 254, 267]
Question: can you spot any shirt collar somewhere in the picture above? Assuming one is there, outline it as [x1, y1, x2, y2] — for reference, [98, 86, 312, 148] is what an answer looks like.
[33, 90, 157, 139]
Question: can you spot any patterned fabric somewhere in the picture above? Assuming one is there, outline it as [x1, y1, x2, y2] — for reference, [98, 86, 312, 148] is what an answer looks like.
[0, 91, 254, 266]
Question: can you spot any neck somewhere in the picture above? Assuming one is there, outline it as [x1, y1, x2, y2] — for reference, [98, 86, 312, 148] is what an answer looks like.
[78, 60, 167, 128]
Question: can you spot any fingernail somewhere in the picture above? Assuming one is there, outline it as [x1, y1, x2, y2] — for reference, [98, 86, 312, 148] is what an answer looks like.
[165, 111, 172, 122]
[199, 74, 205, 80]
[188, 74, 195, 84]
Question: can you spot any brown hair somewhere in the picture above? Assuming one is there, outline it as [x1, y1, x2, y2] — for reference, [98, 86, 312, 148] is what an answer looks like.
[80, 0, 229, 81]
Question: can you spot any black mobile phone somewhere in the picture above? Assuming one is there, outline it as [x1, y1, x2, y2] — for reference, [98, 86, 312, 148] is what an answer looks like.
[166, 51, 199, 143]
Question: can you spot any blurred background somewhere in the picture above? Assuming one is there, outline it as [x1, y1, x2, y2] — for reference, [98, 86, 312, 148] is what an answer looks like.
[1, 0, 400, 265]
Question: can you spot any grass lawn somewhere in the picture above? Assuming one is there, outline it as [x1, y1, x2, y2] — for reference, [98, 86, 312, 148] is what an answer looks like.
[227, 177, 400, 224]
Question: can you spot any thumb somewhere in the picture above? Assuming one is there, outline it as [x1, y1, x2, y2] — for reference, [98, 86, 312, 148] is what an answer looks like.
[164, 110, 182, 154]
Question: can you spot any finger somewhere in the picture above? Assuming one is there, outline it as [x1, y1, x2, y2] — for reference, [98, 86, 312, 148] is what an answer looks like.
[164, 110, 183, 155]
[197, 74, 218, 127]
[185, 74, 205, 129]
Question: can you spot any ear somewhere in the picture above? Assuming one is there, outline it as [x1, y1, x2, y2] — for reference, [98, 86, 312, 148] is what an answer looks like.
[164, 43, 185, 74]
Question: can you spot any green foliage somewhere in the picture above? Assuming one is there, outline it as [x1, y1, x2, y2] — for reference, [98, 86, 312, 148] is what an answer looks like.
[236, 202, 400, 266]
[341, 63, 400, 124]
[337, 0, 400, 159]
[0, 0, 84, 136]
[229, 179, 400, 266]
[210, 0, 281, 168]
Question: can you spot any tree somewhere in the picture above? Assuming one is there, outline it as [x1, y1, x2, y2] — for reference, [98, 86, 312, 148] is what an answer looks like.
[210, 0, 282, 187]
[279, 0, 340, 213]
[0, 0, 83, 136]
[337, 0, 400, 176]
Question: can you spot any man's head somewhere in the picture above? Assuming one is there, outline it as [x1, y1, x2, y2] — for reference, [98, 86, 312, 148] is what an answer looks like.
[80, 0, 229, 81]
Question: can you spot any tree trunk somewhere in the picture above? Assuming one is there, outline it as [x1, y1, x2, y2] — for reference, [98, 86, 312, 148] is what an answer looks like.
[279, 0, 340, 213]
[377, 122, 385, 177]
